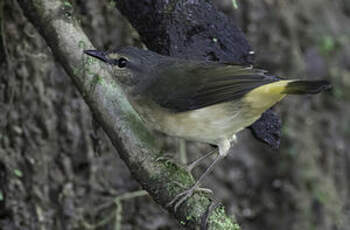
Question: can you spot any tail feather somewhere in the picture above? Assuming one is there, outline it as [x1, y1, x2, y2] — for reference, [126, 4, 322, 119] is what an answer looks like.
[283, 80, 331, 94]
[243, 79, 331, 114]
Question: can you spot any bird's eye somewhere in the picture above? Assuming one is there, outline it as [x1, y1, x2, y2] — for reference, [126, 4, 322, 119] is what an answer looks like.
[118, 58, 128, 68]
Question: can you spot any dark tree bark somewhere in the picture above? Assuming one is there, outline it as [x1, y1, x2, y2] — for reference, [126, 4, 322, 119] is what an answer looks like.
[0, 0, 5, 65]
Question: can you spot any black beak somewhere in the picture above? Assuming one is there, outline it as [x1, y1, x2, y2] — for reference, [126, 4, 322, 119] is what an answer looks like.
[84, 50, 112, 64]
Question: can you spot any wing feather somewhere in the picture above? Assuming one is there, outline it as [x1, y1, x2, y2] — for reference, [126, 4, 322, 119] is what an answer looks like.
[147, 61, 279, 112]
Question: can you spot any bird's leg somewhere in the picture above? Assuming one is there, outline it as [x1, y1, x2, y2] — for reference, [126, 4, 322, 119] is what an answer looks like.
[186, 149, 217, 172]
[157, 145, 216, 173]
[178, 139, 187, 165]
[156, 139, 187, 166]
[167, 153, 223, 211]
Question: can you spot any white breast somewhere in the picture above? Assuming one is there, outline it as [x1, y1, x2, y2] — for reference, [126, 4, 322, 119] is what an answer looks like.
[131, 98, 260, 149]
[160, 101, 258, 145]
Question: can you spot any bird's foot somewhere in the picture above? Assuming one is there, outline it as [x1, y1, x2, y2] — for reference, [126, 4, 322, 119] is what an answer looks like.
[167, 182, 213, 212]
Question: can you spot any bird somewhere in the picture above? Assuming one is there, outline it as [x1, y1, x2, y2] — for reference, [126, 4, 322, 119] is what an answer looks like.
[84, 47, 331, 210]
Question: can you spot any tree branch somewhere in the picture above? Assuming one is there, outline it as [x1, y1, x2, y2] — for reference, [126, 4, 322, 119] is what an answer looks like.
[17, 0, 239, 229]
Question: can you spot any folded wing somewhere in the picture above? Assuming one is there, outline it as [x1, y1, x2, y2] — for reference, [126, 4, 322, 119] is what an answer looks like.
[148, 62, 279, 112]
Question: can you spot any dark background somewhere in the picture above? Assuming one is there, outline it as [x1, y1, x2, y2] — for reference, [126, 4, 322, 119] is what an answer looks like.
[1, 0, 349, 229]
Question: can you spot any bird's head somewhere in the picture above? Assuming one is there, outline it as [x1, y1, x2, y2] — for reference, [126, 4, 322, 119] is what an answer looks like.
[84, 47, 164, 94]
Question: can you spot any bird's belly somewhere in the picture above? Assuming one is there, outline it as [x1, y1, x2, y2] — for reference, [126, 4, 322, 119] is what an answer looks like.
[158, 101, 259, 144]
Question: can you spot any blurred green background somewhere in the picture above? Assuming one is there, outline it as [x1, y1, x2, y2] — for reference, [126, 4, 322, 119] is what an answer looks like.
[0, 0, 349, 229]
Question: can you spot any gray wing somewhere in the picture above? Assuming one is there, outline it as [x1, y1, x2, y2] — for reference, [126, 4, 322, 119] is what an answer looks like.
[147, 61, 279, 112]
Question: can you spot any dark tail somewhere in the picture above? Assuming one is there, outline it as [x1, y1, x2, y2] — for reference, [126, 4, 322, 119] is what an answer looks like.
[283, 80, 332, 94]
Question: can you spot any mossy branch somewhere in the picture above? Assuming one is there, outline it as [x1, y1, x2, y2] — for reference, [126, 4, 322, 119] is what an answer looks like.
[17, 0, 239, 229]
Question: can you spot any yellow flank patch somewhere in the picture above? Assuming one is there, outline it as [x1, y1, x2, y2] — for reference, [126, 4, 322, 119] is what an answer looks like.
[243, 80, 294, 113]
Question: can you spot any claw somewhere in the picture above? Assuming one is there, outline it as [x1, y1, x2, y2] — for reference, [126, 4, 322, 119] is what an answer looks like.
[167, 185, 213, 212]
[167, 153, 223, 212]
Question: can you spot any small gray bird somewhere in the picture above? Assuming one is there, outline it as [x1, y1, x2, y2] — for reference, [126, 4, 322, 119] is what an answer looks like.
[84, 47, 331, 210]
